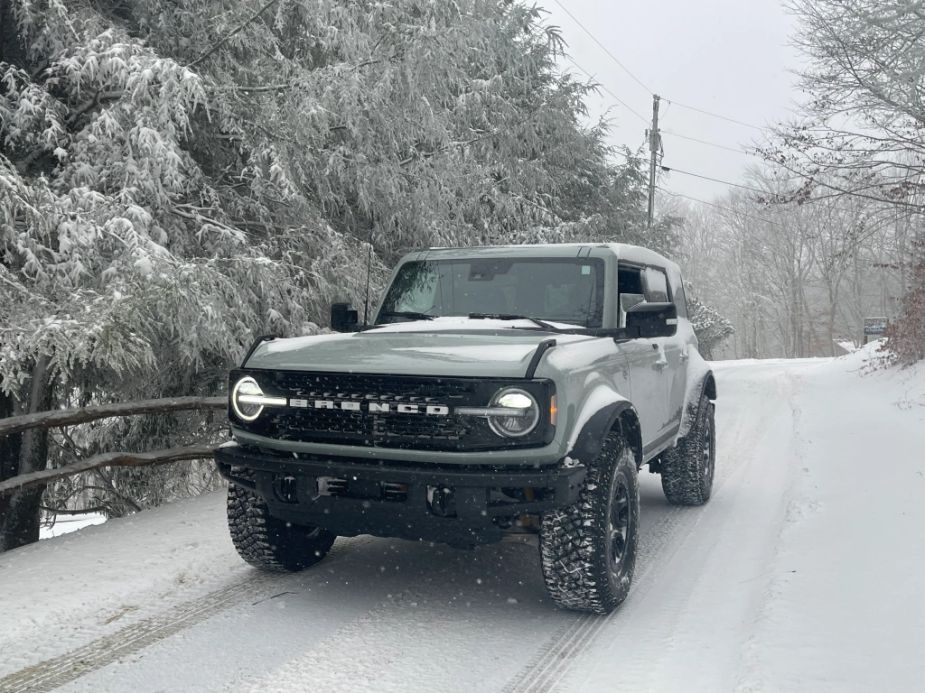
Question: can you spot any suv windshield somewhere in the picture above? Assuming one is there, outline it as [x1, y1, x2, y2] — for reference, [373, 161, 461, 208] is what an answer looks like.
[377, 257, 605, 327]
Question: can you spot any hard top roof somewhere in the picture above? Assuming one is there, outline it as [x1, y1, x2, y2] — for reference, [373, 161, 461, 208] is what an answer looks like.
[404, 243, 678, 272]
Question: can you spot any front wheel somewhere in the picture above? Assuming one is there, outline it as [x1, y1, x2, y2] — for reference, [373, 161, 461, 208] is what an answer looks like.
[539, 430, 640, 614]
[227, 471, 336, 572]
[659, 390, 716, 506]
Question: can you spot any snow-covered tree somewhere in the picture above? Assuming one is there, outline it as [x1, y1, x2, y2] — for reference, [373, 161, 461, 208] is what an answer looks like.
[669, 166, 908, 360]
[0, 0, 652, 549]
[687, 295, 734, 361]
[884, 250, 925, 365]
[778, 0, 925, 362]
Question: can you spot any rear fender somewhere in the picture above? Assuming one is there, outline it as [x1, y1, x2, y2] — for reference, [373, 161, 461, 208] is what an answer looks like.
[676, 350, 716, 440]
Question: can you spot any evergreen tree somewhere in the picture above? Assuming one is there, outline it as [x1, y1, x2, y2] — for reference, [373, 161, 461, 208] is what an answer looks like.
[0, 0, 654, 549]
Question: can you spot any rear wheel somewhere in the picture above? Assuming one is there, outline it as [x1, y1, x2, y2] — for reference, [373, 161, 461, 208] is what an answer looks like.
[659, 390, 716, 506]
[539, 430, 639, 614]
[227, 471, 335, 572]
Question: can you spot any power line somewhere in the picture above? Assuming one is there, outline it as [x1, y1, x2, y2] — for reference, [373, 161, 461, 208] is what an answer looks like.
[564, 57, 650, 125]
[661, 165, 925, 213]
[552, 14, 769, 181]
[550, 2, 774, 136]
[663, 99, 767, 132]
[564, 79, 762, 164]
[659, 164, 769, 195]
[661, 129, 758, 157]
[563, 60, 759, 169]
[551, 0, 653, 95]
[555, 26, 787, 203]
[656, 186, 786, 228]
[573, 82, 762, 160]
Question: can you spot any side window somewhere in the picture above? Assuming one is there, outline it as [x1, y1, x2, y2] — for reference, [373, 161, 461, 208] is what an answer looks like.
[673, 277, 690, 319]
[617, 265, 645, 327]
[642, 267, 670, 303]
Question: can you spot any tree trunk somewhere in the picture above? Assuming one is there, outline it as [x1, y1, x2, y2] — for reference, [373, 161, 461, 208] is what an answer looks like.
[0, 0, 33, 551]
[0, 0, 25, 66]
[0, 390, 24, 547]
[0, 356, 52, 552]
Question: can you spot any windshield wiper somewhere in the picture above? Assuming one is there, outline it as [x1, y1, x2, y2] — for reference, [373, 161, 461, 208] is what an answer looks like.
[467, 313, 562, 331]
[379, 310, 435, 322]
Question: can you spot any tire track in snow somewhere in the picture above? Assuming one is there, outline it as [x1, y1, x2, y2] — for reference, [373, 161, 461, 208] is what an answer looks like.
[0, 539, 368, 693]
[501, 503, 704, 693]
[555, 371, 802, 693]
[235, 534, 565, 693]
[0, 574, 273, 693]
[503, 371, 776, 693]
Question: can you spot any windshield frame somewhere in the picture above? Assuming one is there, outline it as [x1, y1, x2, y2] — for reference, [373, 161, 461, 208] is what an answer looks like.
[375, 256, 607, 328]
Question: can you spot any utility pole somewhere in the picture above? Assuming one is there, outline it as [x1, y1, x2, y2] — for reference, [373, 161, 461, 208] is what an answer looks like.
[647, 94, 661, 229]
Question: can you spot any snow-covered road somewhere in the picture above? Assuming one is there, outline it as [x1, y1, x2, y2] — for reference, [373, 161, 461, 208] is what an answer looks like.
[1, 350, 923, 692]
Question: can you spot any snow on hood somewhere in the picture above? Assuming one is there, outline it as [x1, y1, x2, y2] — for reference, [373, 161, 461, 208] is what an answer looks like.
[246, 318, 592, 378]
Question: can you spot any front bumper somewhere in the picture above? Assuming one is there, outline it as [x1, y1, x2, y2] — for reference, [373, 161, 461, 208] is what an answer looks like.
[214, 443, 586, 546]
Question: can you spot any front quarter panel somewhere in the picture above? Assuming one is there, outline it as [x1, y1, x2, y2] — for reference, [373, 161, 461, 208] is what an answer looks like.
[537, 337, 635, 464]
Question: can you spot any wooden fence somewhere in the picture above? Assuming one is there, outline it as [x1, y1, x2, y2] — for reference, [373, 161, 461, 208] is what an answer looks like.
[0, 396, 225, 495]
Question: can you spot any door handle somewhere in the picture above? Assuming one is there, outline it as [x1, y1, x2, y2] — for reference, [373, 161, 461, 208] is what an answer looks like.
[680, 347, 690, 363]
[653, 343, 668, 370]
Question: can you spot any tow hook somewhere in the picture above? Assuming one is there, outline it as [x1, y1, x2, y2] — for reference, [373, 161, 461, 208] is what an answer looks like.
[427, 485, 457, 517]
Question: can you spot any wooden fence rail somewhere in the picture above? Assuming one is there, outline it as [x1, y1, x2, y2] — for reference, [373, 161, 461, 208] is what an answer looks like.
[0, 396, 226, 495]
[0, 396, 225, 438]
[0, 445, 217, 495]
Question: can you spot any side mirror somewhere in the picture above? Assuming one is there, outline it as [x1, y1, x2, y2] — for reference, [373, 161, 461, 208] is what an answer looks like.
[330, 303, 359, 332]
[625, 301, 678, 338]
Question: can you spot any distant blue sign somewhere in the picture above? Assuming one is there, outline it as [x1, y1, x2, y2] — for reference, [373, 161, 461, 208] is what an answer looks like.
[864, 317, 888, 336]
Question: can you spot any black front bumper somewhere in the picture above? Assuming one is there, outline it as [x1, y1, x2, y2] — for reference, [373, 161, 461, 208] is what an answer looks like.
[214, 443, 586, 546]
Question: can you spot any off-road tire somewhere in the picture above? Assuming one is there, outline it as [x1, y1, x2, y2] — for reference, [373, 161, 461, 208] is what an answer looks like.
[539, 430, 639, 614]
[227, 471, 336, 572]
[659, 390, 716, 506]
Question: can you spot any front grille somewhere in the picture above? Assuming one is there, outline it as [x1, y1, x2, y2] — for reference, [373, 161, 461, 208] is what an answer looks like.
[262, 406, 476, 445]
[230, 369, 553, 452]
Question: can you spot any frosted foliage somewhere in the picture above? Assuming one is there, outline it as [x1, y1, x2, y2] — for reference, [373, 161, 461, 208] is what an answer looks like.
[0, 0, 653, 515]
[884, 255, 925, 365]
[688, 296, 734, 360]
[761, 0, 925, 363]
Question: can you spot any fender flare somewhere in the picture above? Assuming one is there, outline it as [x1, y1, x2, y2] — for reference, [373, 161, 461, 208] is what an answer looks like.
[701, 370, 717, 401]
[568, 400, 643, 468]
[686, 348, 716, 404]
[674, 367, 717, 443]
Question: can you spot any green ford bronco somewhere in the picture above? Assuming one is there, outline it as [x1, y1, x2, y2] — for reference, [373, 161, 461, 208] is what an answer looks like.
[214, 243, 716, 613]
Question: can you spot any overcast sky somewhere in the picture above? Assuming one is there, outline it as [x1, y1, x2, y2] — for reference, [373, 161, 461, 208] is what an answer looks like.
[541, 0, 806, 203]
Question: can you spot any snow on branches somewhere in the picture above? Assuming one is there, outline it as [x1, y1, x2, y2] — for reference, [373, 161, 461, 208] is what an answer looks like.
[2, 0, 652, 394]
[1, 0, 652, 526]
[688, 295, 735, 360]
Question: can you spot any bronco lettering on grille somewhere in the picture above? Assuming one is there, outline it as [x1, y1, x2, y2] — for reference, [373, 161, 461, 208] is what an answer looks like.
[288, 398, 450, 416]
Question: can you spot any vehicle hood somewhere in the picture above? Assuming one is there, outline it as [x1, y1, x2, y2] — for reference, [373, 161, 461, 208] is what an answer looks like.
[245, 318, 591, 378]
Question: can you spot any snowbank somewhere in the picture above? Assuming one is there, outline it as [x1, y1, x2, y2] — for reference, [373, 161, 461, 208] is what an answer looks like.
[736, 341, 925, 691]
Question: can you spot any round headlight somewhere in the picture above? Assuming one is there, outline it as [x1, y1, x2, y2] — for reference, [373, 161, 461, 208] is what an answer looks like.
[231, 376, 264, 422]
[488, 388, 540, 438]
